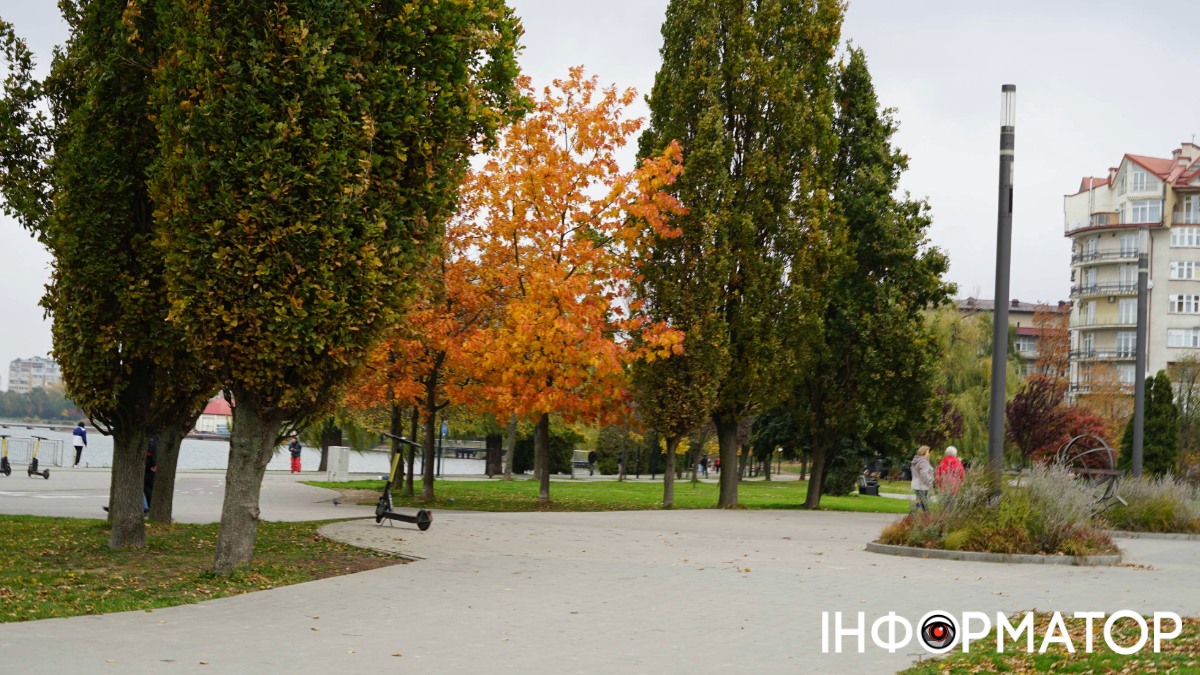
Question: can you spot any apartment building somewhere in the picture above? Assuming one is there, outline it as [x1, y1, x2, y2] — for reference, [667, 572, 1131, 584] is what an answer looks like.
[1064, 142, 1200, 394]
[957, 297, 1069, 372]
[7, 356, 63, 394]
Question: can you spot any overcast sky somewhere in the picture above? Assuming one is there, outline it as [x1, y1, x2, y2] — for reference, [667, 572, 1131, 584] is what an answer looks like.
[2, 0, 1198, 389]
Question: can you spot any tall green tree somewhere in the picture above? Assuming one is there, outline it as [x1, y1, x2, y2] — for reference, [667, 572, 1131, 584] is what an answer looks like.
[790, 48, 953, 508]
[640, 0, 845, 507]
[632, 317, 724, 508]
[1120, 370, 1180, 477]
[0, 5, 215, 547]
[149, 0, 523, 573]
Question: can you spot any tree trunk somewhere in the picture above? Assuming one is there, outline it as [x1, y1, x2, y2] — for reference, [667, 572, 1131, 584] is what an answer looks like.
[649, 434, 657, 480]
[405, 406, 418, 497]
[763, 453, 771, 481]
[534, 413, 550, 505]
[318, 421, 341, 473]
[388, 403, 403, 477]
[663, 435, 680, 508]
[212, 388, 285, 575]
[617, 426, 627, 482]
[108, 426, 149, 549]
[485, 432, 502, 477]
[715, 418, 740, 508]
[421, 408, 436, 500]
[804, 438, 830, 509]
[502, 414, 516, 481]
[148, 418, 190, 524]
[738, 445, 749, 480]
[691, 444, 701, 486]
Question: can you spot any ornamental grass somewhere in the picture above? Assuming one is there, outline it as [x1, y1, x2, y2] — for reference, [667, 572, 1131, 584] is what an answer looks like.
[877, 463, 1118, 557]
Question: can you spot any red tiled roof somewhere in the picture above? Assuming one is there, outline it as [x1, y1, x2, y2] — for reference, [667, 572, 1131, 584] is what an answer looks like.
[202, 399, 232, 416]
[1073, 177, 1109, 195]
[1125, 154, 1176, 178]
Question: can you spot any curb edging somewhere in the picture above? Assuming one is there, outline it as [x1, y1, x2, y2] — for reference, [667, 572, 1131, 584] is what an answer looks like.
[1109, 530, 1200, 541]
[318, 519, 424, 562]
[864, 541, 1121, 566]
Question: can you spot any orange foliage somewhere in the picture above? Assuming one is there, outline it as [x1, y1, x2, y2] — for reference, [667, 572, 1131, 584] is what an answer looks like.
[455, 67, 686, 426]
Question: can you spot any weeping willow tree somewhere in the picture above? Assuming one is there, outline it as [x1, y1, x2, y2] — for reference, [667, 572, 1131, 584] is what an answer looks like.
[924, 305, 1023, 464]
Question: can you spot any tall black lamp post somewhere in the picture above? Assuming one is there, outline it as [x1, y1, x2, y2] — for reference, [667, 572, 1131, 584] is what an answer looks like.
[987, 84, 1016, 500]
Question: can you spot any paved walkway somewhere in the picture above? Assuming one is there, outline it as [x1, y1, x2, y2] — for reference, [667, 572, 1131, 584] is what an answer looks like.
[1, 507, 1197, 674]
[0, 468, 375, 522]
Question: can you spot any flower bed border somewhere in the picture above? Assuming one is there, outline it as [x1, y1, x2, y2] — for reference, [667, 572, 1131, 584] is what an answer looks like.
[865, 541, 1121, 566]
[1109, 530, 1200, 541]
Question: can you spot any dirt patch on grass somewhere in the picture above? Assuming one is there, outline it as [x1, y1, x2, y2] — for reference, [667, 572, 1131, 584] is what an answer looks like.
[329, 488, 387, 505]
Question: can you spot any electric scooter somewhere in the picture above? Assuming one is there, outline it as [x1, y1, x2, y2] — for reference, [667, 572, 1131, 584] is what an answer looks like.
[0, 435, 10, 476]
[27, 436, 50, 479]
[376, 433, 432, 530]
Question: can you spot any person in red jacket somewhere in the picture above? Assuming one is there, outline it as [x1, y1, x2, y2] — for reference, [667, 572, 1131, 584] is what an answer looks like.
[934, 446, 966, 510]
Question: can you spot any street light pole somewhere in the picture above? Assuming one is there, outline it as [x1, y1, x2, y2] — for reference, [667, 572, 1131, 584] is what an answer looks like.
[987, 84, 1016, 501]
[1131, 225, 1150, 478]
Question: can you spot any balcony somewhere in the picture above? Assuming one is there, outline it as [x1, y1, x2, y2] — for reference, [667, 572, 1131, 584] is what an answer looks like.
[1069, 282, 1139, 299]
[1070, 317, 1136, 329]
[1173, 210, 1200, 225]
[1070, 249, 1140, 265]
[1069, 349, 1136, 361]
[1069, 382, 1134, 395]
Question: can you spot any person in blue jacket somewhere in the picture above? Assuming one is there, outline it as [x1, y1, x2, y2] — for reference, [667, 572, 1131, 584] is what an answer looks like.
[72, 422, 87, 467]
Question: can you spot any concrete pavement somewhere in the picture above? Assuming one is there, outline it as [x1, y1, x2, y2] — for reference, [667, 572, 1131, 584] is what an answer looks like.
[0, 468, 375, 522]
[1, 507, 1198, 674]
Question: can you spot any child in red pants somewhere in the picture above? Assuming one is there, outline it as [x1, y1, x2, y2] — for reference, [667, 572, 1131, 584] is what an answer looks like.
[288, 436, 302, 473]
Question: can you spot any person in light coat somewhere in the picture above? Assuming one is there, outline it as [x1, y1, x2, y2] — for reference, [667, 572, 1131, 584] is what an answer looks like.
[910, 446, 935, 514]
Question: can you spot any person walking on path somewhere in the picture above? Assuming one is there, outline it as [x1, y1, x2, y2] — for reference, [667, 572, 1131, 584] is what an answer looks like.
[144, 436, 157, 514]
[910, 446, 935, 514]
[587, 449, 598, 476]
[72, 422, 87, 467]
[288, 436, 303, 474]
[713, 457, 721, 475]
[700, 455, 709, 478]
[934, 446, 966, 510]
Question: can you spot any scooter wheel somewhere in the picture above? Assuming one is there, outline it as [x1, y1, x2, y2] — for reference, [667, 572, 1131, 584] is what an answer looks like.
[43, 471, 49, 480]
[416, 509, 432, 531]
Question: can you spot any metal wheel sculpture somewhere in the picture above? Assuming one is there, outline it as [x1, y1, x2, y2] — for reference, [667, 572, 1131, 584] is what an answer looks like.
[1056, 434, 1124, 512]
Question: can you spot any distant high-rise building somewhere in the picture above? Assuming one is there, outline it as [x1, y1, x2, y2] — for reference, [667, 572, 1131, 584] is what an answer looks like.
[1064, 142, 1200, 395]
[7, 356, 63, 393]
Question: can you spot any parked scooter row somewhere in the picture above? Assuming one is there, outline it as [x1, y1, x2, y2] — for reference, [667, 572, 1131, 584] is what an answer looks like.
[0, 435, 51, 479]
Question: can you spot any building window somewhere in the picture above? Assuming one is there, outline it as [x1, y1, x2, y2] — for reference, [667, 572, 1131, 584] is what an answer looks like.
[1086, 301, 1096, 325]
[1015, 336, 1037, 353]
[1082, 332, 1095, 352]
[1119, 172, 1127, 195]
[1179, 196, 1200, 225]
[1118, 364, 1136, 384]
[1119, 233, 1138, 255]
[1131, 167, 1155, 192]
[1086, 237, 1098, 256]
[1170, 294, 1200, 314]
[1118, 298, 1137, 324]
[1173, 227, 1200, 247]
[1119, 264, 1137, 286]
[1172, 261, 1200, 280]
[1085, 268, 1097, 287]
[1119, 203, 1127, 224]
[1131, 200, 1162, 223]
[1168, 328, 1200, 348]
[1116, 331, 1137, 357]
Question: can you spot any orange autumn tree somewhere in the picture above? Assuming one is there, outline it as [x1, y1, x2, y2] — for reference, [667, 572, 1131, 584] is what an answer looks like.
[460, 67, 685, 505]
[345, 221, 500, 500]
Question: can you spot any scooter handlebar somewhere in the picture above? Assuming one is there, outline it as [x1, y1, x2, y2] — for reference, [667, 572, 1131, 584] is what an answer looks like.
[381, 432, 421, 449]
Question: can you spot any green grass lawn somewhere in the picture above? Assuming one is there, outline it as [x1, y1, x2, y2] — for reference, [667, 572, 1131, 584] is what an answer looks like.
[304, 477, 913, 514]
[898, 614, 1200, 674]
[0, 515, 401, 623]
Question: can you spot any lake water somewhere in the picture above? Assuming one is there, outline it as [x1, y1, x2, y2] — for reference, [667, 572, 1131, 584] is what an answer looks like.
[5, 427, 488, 475]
